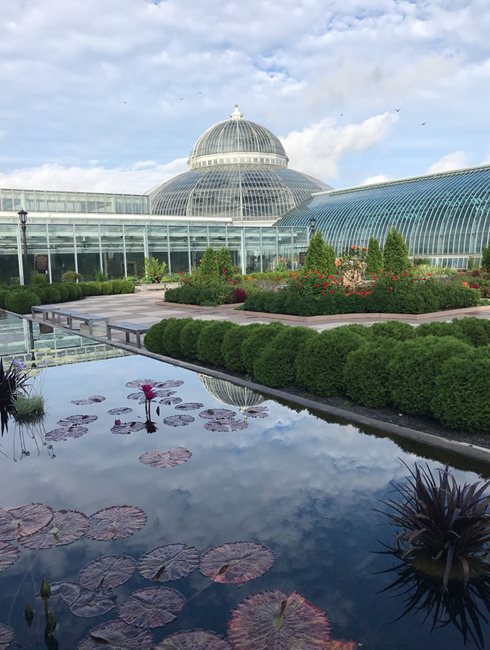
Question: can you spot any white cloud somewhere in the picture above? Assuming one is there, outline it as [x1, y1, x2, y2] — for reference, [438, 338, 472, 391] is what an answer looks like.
[426, 150, 468, 174]
[361, 174, 390, 186]
[0, 158, 187, 193]
[281, 113, 398, 180]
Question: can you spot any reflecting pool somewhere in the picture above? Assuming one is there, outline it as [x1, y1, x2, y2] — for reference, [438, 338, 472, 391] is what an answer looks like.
[0, 315, 488, 649]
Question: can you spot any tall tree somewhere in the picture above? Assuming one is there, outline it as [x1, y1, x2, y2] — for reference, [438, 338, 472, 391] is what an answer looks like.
[304, 231, 336, 275]
[366, 237, 383, 274]
[196, 247, 220, 284]
[383, 228, 410, 274]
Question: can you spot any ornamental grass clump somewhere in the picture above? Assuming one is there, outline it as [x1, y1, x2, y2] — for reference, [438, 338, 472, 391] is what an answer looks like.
[12, 395, 45, 424]
[380, 463, 490, 590]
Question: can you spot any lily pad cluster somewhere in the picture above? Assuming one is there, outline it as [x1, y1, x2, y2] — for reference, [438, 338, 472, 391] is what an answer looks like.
[46, 414, 98, 442]
[0, 503, 147, 573]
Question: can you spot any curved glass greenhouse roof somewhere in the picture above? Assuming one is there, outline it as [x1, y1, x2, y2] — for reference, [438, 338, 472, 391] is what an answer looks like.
[150, 164, 328, 222]
[150, 105, 329, 222]
[276, 165, 490, 263]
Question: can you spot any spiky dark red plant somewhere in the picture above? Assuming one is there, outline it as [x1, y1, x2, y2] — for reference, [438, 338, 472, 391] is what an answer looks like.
[0, 359, 30, 435]
[380, 462, 490, 590]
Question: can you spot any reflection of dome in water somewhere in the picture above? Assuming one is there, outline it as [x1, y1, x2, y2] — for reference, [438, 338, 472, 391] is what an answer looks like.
[199, 375, 265, 408]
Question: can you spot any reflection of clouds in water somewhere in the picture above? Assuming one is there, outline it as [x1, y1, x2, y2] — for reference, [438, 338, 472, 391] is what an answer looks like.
[0, 354, 485, 647]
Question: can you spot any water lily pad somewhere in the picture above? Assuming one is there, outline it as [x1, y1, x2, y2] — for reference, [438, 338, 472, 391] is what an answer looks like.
[199, 409, 236, 420]
[242, 406, 269, 418]
[175, 402, 204, 411]
[46, 425, 89, 441]
[86, 505, 147, 541]
[119, 587, 185, 628]
[154, 380, 184, 389]
[127, 392, 146, 401]
[126, 379, 158, 388]
[80, 555, 137, 590]
[72, 395, 106, 405]
[0, 623, 14, 650]
[20, 509, 89, 549]
[69, 588, 116, 618]
[156, 630, 232, 649]
[203, 420, 248, 432]
[200, 541, 273, 584]
[58, 415, 98, 426]
[163, 415, 194, 427]
[159, 397, 183, 406]
[111, 421, 145, 435]
[138, 544, 200, 582]
[0, 541, 19, 571]
[107, 407, 133, 415]
[50, 582, 81, 608]
[0, 503, 53, 541]
[228, 590, 330, 649]
[78, 619, 154, 650]
[139, 448, 192, 469]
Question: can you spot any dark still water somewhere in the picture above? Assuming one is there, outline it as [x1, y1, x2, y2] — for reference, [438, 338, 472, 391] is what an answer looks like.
[0, 352, 488, 649]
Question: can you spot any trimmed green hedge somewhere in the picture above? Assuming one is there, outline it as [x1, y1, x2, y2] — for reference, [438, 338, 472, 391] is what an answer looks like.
[1, 279, 135, 314]
[143, 317, 489, 434]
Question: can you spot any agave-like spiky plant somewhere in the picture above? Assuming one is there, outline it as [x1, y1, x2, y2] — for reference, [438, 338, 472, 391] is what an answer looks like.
[380, 462, 490, 590]
[378, 550, 490, 649]
[0, 359, 30, 435]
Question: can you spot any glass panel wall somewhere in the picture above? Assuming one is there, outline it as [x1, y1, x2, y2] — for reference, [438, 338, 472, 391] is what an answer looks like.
[49, 224, 76, 282]
[124, 226, 146, 279]
[0, 225, 20, 283]
[75, 224, 101, 280]
[226, 227, 243, 272]
[244, 229, 261, 273]
[147, 225, 170, 272]
[168, 226, 190, 274]
[101, 225, 125, 278]
[189, 227, 208, 271]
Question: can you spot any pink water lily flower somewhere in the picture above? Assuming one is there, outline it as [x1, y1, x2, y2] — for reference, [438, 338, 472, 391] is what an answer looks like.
[140, 383, 157, 400]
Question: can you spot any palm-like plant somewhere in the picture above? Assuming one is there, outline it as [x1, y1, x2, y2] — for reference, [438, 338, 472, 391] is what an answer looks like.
[0, 359, 30, 435]
[380, 463, 490, 590]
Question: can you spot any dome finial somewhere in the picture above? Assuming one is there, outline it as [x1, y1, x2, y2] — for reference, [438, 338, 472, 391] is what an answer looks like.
[230, 104, 243, 120]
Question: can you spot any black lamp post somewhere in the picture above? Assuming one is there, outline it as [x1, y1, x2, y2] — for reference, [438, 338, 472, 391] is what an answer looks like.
[18, 209, 29, 285]
[308, 217, 317, 241]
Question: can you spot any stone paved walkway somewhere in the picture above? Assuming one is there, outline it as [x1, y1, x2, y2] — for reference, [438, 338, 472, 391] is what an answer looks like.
[32, 288, 490, 347]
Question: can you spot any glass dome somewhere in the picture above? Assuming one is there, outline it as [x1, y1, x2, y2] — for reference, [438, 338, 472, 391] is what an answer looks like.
[199, 375, 266, 408]
[189, 105, 288, 169]
[150, 106, 329, 223]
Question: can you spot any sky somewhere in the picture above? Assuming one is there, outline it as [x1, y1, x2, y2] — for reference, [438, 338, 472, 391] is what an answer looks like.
[0, 0, 489, 194]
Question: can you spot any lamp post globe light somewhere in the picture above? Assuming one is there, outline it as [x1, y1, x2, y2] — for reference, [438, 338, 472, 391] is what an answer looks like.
[18, 208, 29, 285]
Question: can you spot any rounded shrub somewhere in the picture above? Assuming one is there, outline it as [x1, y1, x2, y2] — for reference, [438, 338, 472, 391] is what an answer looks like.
[296, 327, 366, 397]
[0, 289, 9, 309]
[179, 320, 213, 361]
[43, 286, 61, 303]
[242, 292, 269, 312]
[240, 323, 287, 376]
[340, 324, 372, 339]
[432, 356, 490, 433]
[144, 320, 171, 354]
[55, 284, 70, 301]
[452, 317, 490, 347]
[197, 321, 236, 367]
[160, 318, 192, 358]
[80, 282, 102, 296]
[415, 321, 459, 338]
[388, 336, 472, 416]
[100, 281, 113, 295]
[344, 340, 398, 407]
[370, 320, 416, 341]
[62, 282, 80, 300]
[4, 290, 41, 314]
[222, 323, 262, 374]
[253, 326, 317, 387]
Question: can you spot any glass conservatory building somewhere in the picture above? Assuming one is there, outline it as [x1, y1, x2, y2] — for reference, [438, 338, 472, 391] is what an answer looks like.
[277, 164, 490, 267]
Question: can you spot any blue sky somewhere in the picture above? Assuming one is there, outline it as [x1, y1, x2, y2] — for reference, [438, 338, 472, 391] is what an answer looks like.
[0, 0, 489, 193]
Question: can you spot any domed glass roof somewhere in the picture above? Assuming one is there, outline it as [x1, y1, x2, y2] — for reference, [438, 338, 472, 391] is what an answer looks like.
[149, 106, 330, 223]
[199, 375, 265, 408]
[188, 105, 288, 169]
[150, 164, 329, 222]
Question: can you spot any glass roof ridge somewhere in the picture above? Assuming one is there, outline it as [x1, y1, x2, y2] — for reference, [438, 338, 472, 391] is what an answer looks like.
[312, 163, 490, 198]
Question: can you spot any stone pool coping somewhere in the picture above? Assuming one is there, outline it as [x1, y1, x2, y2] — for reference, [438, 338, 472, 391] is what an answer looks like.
[90, 333, 490, 467]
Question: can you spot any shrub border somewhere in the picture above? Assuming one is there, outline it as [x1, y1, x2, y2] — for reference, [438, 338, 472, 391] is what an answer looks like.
[55, 318, 489, 467]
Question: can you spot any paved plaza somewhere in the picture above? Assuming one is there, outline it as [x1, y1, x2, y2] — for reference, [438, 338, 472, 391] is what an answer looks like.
[31, 287, 490, 348]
